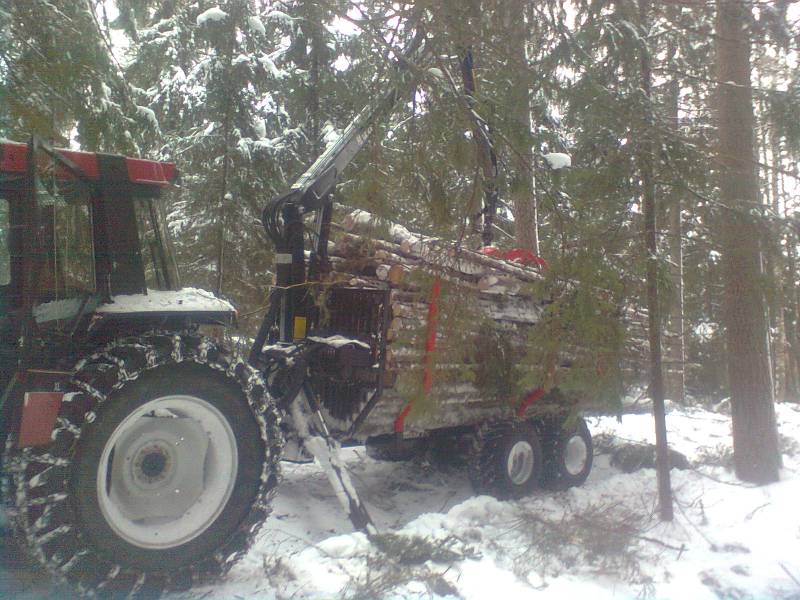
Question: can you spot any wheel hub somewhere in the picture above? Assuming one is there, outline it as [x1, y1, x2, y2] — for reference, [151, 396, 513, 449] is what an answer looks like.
[564, 435, 588, 476]
[109, 416, 209, 521]
[507, 440, 535, 485]
[97, 395, 239, 549]
[138, 447, 169, 481]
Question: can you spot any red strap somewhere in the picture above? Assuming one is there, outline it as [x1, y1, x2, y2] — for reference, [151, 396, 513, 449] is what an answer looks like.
[479, 246, 549, 270]
[394, 403, 413, 434]
[480, 246, 503, 258]
[503, 248, 549, 270]
[395, 275, 442, 433]
[515, 387, 546, 418]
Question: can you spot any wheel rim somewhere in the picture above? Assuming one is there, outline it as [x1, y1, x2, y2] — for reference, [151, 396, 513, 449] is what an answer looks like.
[507, 440, 535, 485]
[564, 434, 589, 476]
[96, 395, 238, 549]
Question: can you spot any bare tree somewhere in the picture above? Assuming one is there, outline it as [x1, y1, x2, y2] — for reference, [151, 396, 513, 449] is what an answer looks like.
[639, 0, 673, 521]
[665, 38, 686, 405]
[715, 0, 780, 484]
[499, 2, 538, 252]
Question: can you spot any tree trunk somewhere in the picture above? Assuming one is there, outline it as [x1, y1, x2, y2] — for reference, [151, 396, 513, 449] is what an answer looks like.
[715, 0, 780, 483]
[523, 2, 540, 255]
[638, 0, 673, 521]
[501, 4, 538, 252]
[755, 73, 787, 403]
[784, 220, 800, 401]
[215, 1, 239, 296]
[460, 50, 499, 247]
[768, 127, 788, 401]
[664, 46, 685, 404]
[308, 1, 322, 156]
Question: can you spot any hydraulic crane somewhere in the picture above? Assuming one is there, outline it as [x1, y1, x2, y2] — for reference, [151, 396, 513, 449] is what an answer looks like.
[250, 30, 427, 358]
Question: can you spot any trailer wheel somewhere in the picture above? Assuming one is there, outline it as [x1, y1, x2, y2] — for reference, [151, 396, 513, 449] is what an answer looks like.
[2, 332, 282, 598]
[469, 421, 543, 499]
[542, 416, 593, 489]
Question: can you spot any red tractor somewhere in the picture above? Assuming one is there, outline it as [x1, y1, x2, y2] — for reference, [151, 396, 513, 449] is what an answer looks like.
[0, 138, 282, 596]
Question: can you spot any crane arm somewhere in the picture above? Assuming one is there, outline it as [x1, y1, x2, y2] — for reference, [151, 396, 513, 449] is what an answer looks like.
[280, 29, 427, 212]
[253, 29, 428, 353]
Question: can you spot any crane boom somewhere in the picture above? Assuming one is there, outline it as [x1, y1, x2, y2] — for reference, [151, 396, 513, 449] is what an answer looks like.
[282, 30, 426, 211]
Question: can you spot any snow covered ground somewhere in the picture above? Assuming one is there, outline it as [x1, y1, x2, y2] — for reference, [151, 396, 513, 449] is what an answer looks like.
[3, 402, 800, 599]
[179, 402, 800, 600]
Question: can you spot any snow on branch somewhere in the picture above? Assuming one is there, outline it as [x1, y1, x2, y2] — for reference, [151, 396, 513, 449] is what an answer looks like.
[196, 7, 228, 27]
[543, 152, 572, 170]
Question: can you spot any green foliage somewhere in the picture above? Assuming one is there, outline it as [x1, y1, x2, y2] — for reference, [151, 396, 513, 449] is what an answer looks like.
[471, 323, 526, 404]
[524, 254, 627, 412]
[0, 0, 144, 150]
[370, 532, 474, 565]
[394, 271, 487, 422]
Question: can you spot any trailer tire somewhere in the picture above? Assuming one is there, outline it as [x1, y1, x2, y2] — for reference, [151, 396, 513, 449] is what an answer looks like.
[1, 332, 282, 598]
[541, 416, 593, 490]
[469, 421, 543, 499]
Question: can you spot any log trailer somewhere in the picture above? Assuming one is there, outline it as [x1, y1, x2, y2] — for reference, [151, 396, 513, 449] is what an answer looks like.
[1, 34, 595, 598]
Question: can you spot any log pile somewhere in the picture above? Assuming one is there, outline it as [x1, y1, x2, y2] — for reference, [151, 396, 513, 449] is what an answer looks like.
[329, 210, 548, 338]
[320, 209, 648, 436]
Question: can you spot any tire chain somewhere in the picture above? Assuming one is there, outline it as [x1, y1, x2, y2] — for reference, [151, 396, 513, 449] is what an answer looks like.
[1, 331, 283, 598]
[468, 419, 515, 497]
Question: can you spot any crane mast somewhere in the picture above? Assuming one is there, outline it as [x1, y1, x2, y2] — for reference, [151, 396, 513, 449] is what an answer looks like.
[251, 31, 426, 358]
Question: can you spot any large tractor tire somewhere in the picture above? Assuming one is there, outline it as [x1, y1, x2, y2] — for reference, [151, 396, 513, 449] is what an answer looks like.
[1, 332, 282, 598]
[541, 416, 593, 490]
[469, 420, 543, 499]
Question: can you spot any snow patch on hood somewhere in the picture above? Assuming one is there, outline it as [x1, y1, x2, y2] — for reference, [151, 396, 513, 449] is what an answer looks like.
[33, 298, 85, 323]
[96, 288, 234, 314]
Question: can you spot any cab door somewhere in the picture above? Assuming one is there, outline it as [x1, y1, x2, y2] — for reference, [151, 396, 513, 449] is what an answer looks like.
[28, 143, 97, 327]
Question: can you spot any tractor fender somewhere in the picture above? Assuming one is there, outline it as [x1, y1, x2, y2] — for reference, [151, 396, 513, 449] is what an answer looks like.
[15, 392, 66, 448]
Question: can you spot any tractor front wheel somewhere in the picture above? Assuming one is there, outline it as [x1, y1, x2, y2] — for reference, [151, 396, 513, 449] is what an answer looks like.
[2, 333, 282, 598]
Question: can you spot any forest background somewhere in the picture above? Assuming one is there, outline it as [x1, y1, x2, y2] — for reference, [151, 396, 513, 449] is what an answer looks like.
[2, 0, 799, 477]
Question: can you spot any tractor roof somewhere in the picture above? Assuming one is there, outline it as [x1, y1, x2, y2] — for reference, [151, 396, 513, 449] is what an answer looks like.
[0, 140, 177, 186]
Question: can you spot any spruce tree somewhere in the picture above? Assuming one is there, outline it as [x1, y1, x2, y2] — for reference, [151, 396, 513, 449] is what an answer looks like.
[120, 0, 300, 328]
[0, 0, 145, 150]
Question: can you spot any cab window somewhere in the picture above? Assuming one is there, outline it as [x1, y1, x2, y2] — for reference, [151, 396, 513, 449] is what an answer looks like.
[37, 177, 95, 299]
[135, 196, 175, 290]
[32, 151, 95, 324]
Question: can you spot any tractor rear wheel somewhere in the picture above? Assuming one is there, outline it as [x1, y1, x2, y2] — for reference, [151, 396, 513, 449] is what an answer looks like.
[2, 332, 282, 598]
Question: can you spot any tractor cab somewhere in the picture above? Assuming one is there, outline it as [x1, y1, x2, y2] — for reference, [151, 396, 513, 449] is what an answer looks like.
[0, 139, 234, 391]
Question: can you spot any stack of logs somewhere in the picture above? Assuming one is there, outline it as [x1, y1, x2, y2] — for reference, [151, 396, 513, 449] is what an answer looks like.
[330, 208, 547, 340]
[320, 210, 648, 435]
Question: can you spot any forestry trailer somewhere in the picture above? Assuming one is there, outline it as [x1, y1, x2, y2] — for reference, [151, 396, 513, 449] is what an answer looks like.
[0, 38, 594, 598]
